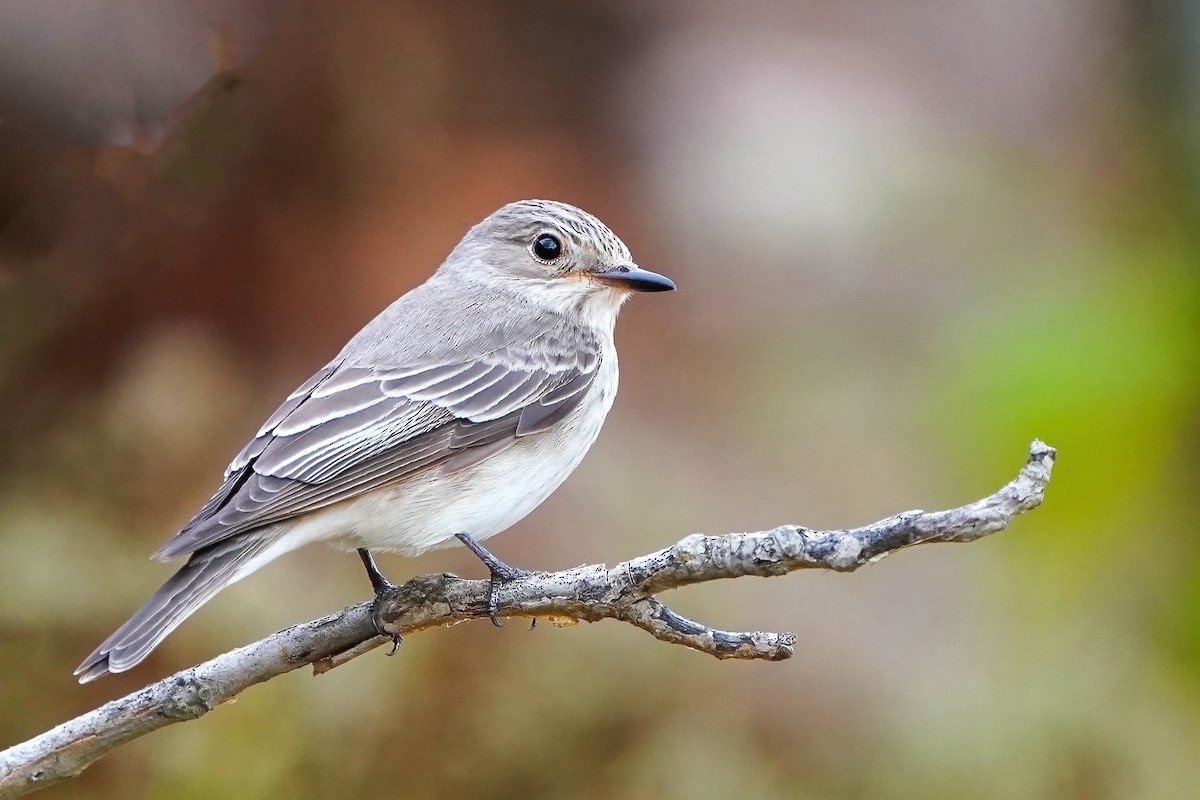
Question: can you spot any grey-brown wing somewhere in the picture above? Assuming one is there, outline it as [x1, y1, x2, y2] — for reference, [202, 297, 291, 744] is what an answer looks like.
[153, 331, 601, 560]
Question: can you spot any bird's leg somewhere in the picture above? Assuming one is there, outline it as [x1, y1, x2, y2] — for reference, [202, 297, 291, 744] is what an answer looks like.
[455, 533, 531, 627]
[357, 548, 402, 656]
[358, 548, 396, 593]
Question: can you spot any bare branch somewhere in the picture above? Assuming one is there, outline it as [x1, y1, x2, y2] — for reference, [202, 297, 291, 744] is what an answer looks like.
[0, 440, 1056, 799]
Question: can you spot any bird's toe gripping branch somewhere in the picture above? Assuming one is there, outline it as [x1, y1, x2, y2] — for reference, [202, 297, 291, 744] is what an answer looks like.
[454, 533, 533, 627]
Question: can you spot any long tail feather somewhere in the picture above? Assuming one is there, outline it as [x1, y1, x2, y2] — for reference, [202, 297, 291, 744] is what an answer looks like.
[75, 536, 271, 683]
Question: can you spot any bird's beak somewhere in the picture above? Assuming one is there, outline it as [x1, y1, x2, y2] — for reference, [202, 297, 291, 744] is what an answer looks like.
[592, 264, 677, 293]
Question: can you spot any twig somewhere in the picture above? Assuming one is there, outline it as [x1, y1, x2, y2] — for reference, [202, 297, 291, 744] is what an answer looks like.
[0, 440, 1057, 799]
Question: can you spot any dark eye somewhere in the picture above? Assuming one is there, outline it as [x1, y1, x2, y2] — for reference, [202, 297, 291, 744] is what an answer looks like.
[532, 234, 562, 261]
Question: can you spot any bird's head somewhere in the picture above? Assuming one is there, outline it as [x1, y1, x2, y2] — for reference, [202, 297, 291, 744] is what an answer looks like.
[443, 199, 675, 323]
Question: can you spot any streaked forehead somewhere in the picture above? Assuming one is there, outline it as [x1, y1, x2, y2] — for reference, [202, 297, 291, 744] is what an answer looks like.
[482, 199, 631, 262]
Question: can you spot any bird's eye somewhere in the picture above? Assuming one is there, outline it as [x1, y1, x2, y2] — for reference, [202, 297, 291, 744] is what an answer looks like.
[532, 234, 563, 261]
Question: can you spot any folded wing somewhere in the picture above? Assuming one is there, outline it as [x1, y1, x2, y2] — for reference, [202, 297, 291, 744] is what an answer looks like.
[154, 328, 602, 560]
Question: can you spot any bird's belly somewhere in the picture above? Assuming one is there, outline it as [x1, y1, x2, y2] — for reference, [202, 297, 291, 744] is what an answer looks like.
[343, 433, 592, 555]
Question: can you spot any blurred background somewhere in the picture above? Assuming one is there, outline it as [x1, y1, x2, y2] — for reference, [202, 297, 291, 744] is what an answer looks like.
[1, 1, 1198, 798]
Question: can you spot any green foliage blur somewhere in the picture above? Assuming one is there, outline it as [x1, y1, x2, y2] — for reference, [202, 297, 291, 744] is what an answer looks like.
[1, 2, 1198, 798]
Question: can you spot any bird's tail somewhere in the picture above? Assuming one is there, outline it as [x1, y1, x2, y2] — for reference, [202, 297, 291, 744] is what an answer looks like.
[75, 536, 272, 683]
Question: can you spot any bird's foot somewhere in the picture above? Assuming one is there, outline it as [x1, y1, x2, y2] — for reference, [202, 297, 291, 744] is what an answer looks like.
[455, 533, 531, 627]
[358, 548, 402, 656]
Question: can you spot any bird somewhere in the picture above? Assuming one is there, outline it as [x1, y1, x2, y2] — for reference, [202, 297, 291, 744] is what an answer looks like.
[75, 199, 675, 682]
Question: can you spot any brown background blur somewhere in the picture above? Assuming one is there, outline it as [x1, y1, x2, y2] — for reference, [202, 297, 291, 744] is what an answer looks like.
[2, 1, 1199, 798]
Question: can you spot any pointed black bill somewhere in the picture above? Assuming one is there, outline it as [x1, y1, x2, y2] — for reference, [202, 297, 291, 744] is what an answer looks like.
[594, 265, 676, 292]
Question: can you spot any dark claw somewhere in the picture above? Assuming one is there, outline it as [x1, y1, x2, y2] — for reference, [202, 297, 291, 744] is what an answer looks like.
[455, 533, 531, 626]
[385, 634, 402, 656]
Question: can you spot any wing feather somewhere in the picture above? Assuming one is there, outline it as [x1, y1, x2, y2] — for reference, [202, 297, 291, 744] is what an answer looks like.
[154, 325, 604, 561]
[272, 380, 389, 437]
